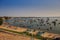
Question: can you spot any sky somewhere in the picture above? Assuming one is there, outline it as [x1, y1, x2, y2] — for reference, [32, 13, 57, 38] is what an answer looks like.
[0, 0, 60, 17]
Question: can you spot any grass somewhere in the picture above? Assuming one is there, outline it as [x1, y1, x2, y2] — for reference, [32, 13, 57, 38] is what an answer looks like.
[0, 28, 24, 34]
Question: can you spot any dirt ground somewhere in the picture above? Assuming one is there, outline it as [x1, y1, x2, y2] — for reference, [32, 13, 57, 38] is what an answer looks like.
[0, 25, 39, 40]
[0, 31, 39, 40]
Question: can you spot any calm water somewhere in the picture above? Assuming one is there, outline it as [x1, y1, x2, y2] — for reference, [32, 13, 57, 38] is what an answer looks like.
[5, 17, 60, 34]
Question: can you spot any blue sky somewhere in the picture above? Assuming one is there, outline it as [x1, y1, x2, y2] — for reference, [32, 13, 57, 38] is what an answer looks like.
[0, 0, 60, 17]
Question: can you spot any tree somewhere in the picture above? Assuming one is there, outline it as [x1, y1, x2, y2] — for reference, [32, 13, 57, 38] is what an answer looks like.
[52, 21, 56, 26]
[46, 17, 49, 22]
[0, 17, 3, 25]
[4, 16, 9, 20]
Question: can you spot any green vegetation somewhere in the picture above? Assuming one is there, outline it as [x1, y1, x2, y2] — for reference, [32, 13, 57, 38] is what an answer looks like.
[0, 28, 24, 34]
[0, 17, 3, 25]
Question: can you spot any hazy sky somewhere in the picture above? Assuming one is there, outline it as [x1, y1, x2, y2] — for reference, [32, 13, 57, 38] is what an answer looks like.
[0, 0, 60, 17]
